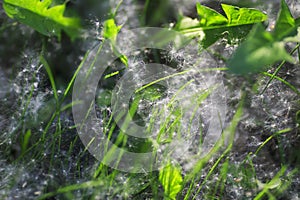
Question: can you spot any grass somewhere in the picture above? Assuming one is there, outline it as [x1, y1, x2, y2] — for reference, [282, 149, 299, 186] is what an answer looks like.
[0, 0, 300, 199]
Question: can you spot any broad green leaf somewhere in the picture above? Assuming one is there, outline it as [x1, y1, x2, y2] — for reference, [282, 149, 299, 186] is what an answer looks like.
[228, 0, 298, 74]
[228, 24, 294, 74]
[284, 27, 300, 42]
[222, 4, 267, 25]
[273, 0, 295, 40]
[289, 18, 300, 41]
[3, 0, 81, 41]
[159, 163, 183, 200]
[296, 17, 300, 26]
[196, 3, 228, 27]
[177, 3, 267, 48]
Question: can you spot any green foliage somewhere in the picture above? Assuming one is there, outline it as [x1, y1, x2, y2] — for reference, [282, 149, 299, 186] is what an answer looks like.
[102, 18, 128, 66]
[176, 3, 267, 47]
[253, 166, 298, 200]
[159, 163, 183, 200]
[273, 0, 296, 40]
[3, 0, 81, 41]
[141, 0, 174, 26]
[2, 0, 299, 199]
[103, 18, 122, 44]
[221, 4, 267, 25]
[96, 90, 112, 107]
[227, 24, 294, 74]
[196, 4, 228, 27]
[296, 110, 300, 125]
[21, 129, 31, 155]
[135, 84, 166, 102]
[228, 0, 300, 74]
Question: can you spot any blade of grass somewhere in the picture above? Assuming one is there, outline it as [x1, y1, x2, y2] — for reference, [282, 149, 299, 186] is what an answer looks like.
[254, 166, 287, 200]
[261, 43, 300, 94]
[40, 55, 59, 102]
[262, 72, 300, 96]
[20, 129, 31, 156]
[297, 43, 300, 62]
[254, 128, 292, 156]
[184, 92, 245, 185]
[37, 179, 104, 200]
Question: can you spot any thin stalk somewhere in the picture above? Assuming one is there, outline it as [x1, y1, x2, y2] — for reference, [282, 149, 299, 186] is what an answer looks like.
[261, 43, 300, 94]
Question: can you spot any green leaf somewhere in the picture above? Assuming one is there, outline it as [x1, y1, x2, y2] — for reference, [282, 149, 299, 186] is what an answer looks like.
[196, 3, 228, 27]
[21, 129, 31, 155]
[296, 17, 300, 26]
[177, 3, 267, 48]
[296, 110, 300, 125]
[3, 0, 81, 41]
[221, 4, 267, 25]
[273, 0, 295, 40]
[228, 0, 298, 74]
[102, 18, 122, 44]
[102, 18, 128, 67]
[228, 24, 294, 74]
[96, 90, 112, 106]
[135, 84, 166, 102]
[159, 163, 183, 200]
